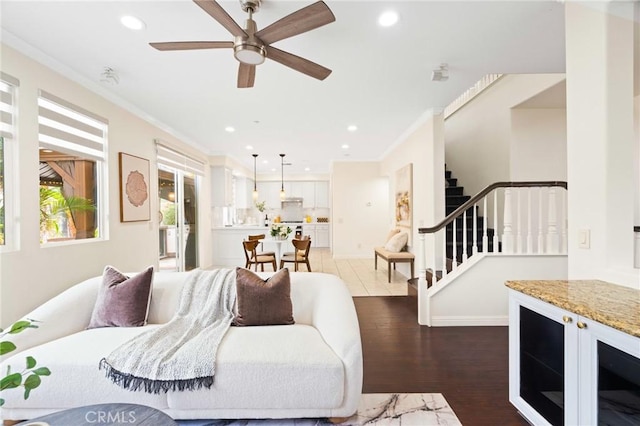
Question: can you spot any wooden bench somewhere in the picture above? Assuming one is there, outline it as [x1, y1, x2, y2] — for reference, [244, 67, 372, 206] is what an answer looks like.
[374, 247, 415, 283]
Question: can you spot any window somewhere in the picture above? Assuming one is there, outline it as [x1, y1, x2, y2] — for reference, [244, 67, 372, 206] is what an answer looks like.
[0, 72, 19, 250]
[38, 90, 108, 244]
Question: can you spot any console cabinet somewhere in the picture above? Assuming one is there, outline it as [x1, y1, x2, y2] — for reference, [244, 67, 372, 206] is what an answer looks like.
[508, 287, 640, 426]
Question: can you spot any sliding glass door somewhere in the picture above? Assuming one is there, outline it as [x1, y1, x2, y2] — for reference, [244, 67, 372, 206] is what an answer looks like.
[158, 166, 199, 272]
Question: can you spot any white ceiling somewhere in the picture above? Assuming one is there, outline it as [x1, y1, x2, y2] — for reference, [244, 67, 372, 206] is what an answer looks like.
[0, 0, 566, 175]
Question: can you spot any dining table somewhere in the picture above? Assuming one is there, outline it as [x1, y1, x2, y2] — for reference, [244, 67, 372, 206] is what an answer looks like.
[260, 237, 292, 266]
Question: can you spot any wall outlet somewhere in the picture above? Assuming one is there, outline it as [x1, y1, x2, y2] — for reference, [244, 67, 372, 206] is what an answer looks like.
[578, 229, 590, 249]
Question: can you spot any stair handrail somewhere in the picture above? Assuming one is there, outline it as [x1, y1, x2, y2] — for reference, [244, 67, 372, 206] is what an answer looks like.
[418, 181, 568, 234]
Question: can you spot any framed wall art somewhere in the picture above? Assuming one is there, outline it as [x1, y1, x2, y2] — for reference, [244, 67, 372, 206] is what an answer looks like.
[119, 152, 150, 222]
[395, 163, 413, 234]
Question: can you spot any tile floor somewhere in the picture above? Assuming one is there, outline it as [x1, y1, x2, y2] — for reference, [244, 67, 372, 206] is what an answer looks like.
[305, 248, 408, 297]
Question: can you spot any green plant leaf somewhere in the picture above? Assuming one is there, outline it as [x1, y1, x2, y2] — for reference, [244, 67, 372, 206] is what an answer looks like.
[24, 387, 30, 400]
[24, 374, 41, 390]
[26, 356, 36, 369]
[33, 367, 51, 376]
[0, 341, 16, 355]
[0, 397, 4, 406]
[8, 320, 31, 334]
[0, 372, 22, 390]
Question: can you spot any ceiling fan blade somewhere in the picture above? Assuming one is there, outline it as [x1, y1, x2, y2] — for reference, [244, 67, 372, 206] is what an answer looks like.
[255, 1, 335, 45]
[265, 46, 331, 81]
[150, 41, 233, 51]
[238, 63, 256, 88]
[193, 0, 247, 38]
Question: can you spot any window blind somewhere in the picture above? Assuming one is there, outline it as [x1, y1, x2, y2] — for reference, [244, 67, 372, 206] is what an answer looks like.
[0, 72, 19, 140]
[38, 90, 108, 162]
[156, 142, 206, 176]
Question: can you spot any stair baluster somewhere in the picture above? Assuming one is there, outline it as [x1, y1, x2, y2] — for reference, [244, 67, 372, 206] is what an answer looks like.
[538, 187, 544, 254]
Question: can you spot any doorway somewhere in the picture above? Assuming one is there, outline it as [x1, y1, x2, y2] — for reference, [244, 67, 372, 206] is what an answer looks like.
[158, 167, 199, 271]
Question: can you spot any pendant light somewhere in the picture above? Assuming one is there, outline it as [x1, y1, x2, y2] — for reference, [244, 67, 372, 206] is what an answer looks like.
[279, 153, 286, 200]
[252, 154, 259, 200]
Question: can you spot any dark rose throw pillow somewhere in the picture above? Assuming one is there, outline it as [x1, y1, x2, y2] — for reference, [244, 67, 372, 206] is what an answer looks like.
[234, 267, 295, 326]
[87, 265, 154, 329]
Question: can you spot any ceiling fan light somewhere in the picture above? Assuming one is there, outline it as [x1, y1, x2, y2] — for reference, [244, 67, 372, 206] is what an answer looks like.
[234, 44, 266, 65]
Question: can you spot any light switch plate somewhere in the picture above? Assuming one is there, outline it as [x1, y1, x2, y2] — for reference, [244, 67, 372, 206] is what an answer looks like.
[578, 229, 590, 249]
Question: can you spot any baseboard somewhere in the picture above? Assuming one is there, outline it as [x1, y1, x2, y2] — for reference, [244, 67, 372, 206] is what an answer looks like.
[429, 315, 508, 327]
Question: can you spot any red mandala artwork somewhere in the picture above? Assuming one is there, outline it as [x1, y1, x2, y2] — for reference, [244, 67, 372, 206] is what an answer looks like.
[126, 170, 148, 207]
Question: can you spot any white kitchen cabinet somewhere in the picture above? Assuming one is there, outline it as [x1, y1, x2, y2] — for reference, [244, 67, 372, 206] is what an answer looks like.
[508, 290, 640, 426]
[315, 224, 329, 247]
[234, 176, 254, 209]
[284, 182, 303, 198]
[302, 224, 316, 241]
[301, 182, 315, 208]
[256, 181, 282, 211]
[211, 166, 234, 207]
[314, 181, 329, 208]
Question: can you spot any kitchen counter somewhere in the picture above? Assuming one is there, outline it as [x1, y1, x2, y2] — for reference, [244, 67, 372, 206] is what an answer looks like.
[505, 279, 640, 338]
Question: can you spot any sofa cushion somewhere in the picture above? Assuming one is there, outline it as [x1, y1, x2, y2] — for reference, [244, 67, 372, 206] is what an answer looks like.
[167, 324, 344, 410]
[87, 265, 154, 329]
[234, 267, 294, 326]
[0, 327, 168, 410]
[384, 231, 408, 253]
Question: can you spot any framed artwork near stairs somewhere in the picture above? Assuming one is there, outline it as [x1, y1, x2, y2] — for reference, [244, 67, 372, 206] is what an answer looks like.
[395, 163, 413, 241]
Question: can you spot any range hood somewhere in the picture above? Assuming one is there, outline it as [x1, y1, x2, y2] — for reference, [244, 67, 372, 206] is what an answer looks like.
[281, 198, 303, 222]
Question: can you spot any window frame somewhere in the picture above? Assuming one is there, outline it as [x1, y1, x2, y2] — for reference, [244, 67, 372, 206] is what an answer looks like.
[37, 90, 109, 246]
[0, 72, 20, 252]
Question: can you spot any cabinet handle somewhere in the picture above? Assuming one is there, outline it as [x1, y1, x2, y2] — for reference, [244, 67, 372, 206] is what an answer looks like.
[577, 321, 587, 329]
[562, 315, 573, 323]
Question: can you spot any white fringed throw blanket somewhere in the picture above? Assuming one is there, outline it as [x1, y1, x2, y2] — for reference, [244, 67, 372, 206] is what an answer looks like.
[99, 268, 237, 393]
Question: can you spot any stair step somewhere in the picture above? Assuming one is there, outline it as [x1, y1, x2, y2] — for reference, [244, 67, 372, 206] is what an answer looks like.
[446, 178, 458, 187]
[446, 227, 496, 238]
[446, 205, 479, 215]
[446, 195, 471, 206]
[445, 170, 452, 179]
[445, 186, 464, 196]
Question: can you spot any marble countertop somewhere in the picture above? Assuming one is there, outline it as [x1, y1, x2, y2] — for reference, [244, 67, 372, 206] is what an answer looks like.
[505, 280, 640, 338]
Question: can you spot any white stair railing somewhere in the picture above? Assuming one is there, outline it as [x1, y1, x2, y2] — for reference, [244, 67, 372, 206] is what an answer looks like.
[418, 181, 568, 288]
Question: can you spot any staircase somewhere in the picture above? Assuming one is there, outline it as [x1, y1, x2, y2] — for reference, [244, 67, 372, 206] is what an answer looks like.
[445, 168, 499, 262]
[409, 167, 498, 298]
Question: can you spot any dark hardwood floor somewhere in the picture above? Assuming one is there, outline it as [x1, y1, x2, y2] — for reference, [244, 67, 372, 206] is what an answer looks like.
[353, 296, 529, 426]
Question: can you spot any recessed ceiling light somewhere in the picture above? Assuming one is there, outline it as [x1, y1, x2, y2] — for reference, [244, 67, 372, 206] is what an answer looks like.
[341, 144, 349, 149]
[347, 125, 358, 132]
[120, 15, 146, 30]
[304, 167, 311, 172]
[225, 126, 235, 133]
[378, 11, 399, 27]
[262, 160, 268, 164]
[271, 168, 276, 172]
[245, 145, 254, 150]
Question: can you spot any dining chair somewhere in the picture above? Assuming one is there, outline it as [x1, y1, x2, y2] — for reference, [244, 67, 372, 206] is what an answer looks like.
[243, 240, 277, 272]
[247, 234, 274, 257]
[280, 238, 312, 272]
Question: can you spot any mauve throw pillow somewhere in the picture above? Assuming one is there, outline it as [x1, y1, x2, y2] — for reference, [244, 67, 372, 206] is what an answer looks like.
[87, 265, 154, 329]
[234, 267, 295, 326]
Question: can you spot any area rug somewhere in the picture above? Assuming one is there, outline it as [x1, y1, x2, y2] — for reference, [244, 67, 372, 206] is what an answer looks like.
[177, 393, 462, 425]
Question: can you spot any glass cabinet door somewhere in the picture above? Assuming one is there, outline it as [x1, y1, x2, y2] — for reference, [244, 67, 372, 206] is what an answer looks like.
[519, 306, 566, 426]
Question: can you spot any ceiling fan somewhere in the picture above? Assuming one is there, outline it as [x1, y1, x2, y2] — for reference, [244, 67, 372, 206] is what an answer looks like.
[150, 0, 336, 88]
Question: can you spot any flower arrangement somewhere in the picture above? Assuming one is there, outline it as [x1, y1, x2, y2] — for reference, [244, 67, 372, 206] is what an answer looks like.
[270, 223, 292, 239]
[255, 200, 266, 213]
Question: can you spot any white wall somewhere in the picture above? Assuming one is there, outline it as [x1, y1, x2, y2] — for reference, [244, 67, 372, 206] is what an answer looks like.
[0, 45, 212, 325]
[330, 162, 389, 258]
[428, 255, 568, 326]
[565, 2, 638, 288]
[444, 74, 566, 197]
[510, 109, 567, 181]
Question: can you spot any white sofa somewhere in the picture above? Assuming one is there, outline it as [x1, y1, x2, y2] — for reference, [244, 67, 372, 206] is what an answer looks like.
[0, 271, 363, 422]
